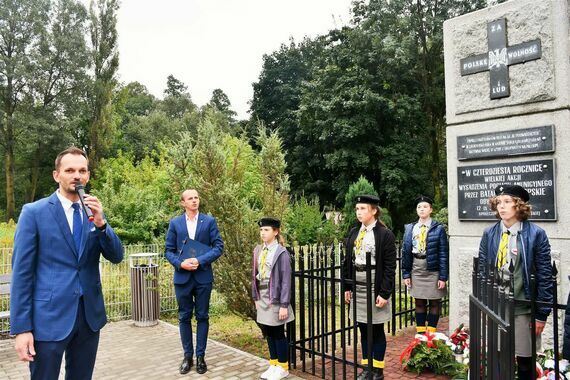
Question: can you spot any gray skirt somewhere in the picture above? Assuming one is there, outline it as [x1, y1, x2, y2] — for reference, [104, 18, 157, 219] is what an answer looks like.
[349, 269, 391, 324]
[410, 256, 447, 300]
[514, 314, 543, 357]
[256, 281, 295, 326]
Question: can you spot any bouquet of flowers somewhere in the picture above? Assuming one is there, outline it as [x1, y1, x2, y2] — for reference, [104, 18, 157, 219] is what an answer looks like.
[536, 349, 570, 380]
[400, 330, 468, 377]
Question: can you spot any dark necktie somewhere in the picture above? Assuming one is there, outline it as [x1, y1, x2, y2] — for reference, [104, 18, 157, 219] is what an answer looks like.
[72, 203, 83, 253]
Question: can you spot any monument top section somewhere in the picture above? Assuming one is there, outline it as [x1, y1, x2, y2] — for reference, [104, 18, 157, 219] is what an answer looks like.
[443, 0, 570, 125]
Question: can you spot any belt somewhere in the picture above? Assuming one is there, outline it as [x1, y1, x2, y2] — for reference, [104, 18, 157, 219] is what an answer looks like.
[413, 253, 427, 259]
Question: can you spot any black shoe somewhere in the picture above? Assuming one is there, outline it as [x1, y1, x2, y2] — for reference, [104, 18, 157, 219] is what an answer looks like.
[179, 356, 193, 374]
[372, 368, 384, 380]
[356, 369, 370, 380]
[196, 355, 207, 374]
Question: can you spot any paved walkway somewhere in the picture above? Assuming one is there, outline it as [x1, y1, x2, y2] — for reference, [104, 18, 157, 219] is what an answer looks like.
[0, 318, 453, 379]
[0, 321, 302, 380]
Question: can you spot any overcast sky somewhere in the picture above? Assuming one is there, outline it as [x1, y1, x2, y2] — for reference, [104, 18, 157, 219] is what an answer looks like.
[115, 0, 354, 119]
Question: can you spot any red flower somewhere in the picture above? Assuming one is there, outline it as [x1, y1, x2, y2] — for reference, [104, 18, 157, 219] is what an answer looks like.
[400, 338, 421, 364]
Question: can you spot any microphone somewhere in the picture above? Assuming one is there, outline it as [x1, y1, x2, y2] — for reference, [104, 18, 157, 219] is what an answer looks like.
[74, 182, 95, 222]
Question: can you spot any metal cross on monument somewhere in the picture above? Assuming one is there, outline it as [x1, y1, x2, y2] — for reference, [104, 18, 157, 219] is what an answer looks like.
[460, 18, 542, 99]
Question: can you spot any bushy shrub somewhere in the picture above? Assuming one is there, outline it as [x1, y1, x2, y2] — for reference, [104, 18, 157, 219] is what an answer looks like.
[341, 176, 392, 233]
[91, 152, 177, 244]
[0, 220, 16, 247]
[433, 207, 448, 233]
[286, 196, 340, 246]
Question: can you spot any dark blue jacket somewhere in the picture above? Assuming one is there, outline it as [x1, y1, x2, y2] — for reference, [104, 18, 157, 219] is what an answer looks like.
[10, 192, 124, 340]
[402, 221, 449, 281]
[165, 213, 224, 285]
[478, 220, 552, 321]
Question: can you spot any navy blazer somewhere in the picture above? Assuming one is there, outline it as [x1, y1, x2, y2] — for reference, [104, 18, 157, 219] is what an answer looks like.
[401, 221, 449, 281]
[164, 213, 224, 285]
[10, 192, 124, 341]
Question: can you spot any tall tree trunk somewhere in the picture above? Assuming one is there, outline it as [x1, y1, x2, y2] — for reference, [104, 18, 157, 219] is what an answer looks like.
[4, 115, 15, 221]
[28, 144, 42, 203]
[429, 115, 442, 204]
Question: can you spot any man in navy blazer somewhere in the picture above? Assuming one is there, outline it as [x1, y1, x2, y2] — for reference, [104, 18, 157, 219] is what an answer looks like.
[165, 189, 224, 375]
[10, 147, 124, 379]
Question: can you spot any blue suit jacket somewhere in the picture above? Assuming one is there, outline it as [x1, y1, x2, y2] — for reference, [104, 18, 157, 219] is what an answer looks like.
[164, 213, 224, 285]
[10, 192, 124, 341]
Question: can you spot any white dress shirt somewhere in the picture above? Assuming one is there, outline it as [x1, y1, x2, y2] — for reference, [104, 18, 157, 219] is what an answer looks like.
[56, 190, 82, 233]
[354, 220, 377, 266]
[186, 212, 199, 240]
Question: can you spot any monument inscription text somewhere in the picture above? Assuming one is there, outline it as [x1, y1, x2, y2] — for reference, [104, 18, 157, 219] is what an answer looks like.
[457, 159, 556, 221]
[457, 125, 554, 160]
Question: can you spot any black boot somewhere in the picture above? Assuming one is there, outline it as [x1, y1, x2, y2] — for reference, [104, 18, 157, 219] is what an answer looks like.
[196, 355, 208, 374]
[179, 356, 193, 374]
[372, 367, 384, 380]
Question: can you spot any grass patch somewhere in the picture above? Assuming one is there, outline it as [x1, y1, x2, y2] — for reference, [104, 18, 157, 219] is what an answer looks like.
[0, 220, 15, 247]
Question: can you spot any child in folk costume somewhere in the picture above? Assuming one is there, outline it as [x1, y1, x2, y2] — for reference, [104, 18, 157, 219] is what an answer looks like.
[342, 195, 397, 380]
[401, 195, 448, 334]
[478, 184, 552, 380]
[252, 217, 295, 380]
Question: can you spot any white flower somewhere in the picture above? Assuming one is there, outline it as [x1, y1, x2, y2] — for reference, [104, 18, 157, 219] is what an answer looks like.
[433, 332, 449, 341]
[545, 359, 556, 370]
[415, 334, 427, 341]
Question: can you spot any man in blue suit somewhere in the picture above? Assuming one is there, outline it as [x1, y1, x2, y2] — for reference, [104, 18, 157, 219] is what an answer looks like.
[165, 189, 224, 375]
[10, 147, 124, 379]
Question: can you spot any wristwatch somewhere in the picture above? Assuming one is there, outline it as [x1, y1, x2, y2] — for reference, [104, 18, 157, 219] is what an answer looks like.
[96, 220, 107, 232]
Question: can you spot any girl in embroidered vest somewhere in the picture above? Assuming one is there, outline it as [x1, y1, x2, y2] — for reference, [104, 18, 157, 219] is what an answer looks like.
[342, 195, 397, 380]
[478, 184, 552, 380]
[401, 195, 449, 334]
[251, 217, 294, 380]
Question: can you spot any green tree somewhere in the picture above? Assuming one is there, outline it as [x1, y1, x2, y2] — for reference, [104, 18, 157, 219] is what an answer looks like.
[286, 195, 339, 245]
[87, 0, 119, 171]
[352, 0, 488, 204]
[0, 0, 49, 220]
[169, 114, 289, 319]
[342, 176, 377, 232]
[342, 176, 392, 232]
[208, 88, 236, 122]
[118, 111, 183, 161]
[161, 74, 196, 118]
[91, 151, 176, 244]
[250, 38, 326, 197]
[24, 0, 89, 202]
[250, 0, 489, 232]
[117, 81, 157, 121]
[0, 0, 93, 219]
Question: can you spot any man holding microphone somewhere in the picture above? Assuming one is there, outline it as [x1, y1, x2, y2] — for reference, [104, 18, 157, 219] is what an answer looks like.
[10, 147, 124, 379]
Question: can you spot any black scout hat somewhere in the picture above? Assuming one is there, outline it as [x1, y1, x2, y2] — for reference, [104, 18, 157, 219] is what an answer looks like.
[258, 217, 281, 229]
[415, 195, 433, 206]
[494, 184, 530, 202]
[354, 194, 380, 205]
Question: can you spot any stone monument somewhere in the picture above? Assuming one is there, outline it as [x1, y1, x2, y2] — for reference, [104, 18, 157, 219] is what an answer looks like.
[444, 0, 570, 331]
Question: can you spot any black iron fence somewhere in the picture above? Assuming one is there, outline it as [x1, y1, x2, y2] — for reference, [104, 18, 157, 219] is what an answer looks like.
[470, 256, 566, 380]
[287, 243, 449, 379]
